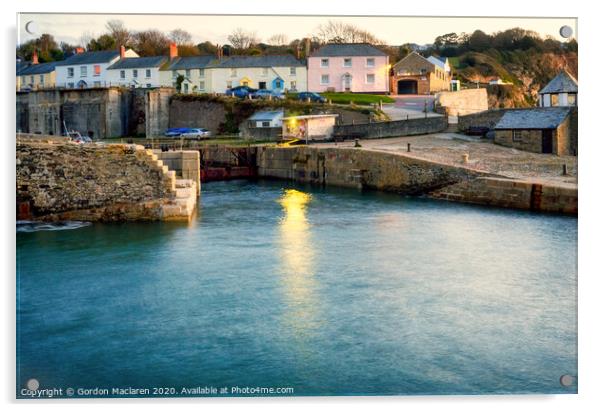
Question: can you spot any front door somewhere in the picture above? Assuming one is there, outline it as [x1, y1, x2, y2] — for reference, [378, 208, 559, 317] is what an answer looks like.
[342, 74, 352, 91]
[542, 129, 553, 154]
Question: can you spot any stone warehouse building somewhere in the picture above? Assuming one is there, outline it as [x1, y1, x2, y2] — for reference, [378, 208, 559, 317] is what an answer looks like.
[493, 107, 577, 155]
[391, 52, 451, 95]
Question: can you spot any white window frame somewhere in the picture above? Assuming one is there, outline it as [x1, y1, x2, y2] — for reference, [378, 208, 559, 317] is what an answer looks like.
[133, 69, 138, 78]
[67, 67, 74, 78]
[230, 68, 237, 77]
[199, 68, 205, 78]
[343, 58, 352, 68]
[185, 69, 191, 77]
[145, 69, 151, 78]
[93, 65, 101, 77]
[120, 70, 126, 79]
[80, 66, 87, 77]
[39, 74, 44, 84]
[366, 58, 375, 68]
[320, 74, 329, 85]
[512, 130, 523, 142]
[366, 73, 375, 84]
[320, 58, 329, 68]
[290, 67, 296, 75]
[199, 81, 205, 91]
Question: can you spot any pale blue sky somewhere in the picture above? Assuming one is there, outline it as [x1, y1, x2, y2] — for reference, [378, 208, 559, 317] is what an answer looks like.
[18, 13, 577, 47]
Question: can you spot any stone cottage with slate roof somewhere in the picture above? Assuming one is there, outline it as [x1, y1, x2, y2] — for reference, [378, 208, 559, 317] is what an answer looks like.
[493, 107, 576, 155]
[307, 43, 389, 93]
[55, 47, 139, 89]
[538, 70, 578, 107]
[107, 56, 167, 88]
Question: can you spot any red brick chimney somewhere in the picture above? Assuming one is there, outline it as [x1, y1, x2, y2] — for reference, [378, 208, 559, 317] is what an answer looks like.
[32, 49, 38, 65]
[169, 42, 178, 60]
[75, 47, 85, 54]
[120, 45, 126, 59]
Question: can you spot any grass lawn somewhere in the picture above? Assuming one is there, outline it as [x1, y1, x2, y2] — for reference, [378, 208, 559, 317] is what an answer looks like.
[286, 92, 394, 106]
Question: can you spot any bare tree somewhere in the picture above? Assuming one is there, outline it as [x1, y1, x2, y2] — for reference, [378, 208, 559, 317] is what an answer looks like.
[169, 29, 193, 45]
[79, 31, 94, 49]
[227, 28, 259, 50]
[106, 19, 131, 47]
[315, 20, 382, 45]
[267, 33, 288, 46]
[132, 30, 170, 56]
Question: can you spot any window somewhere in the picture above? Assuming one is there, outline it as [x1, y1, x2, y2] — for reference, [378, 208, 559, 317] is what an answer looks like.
[185, 69, 191, 77]
[512, 130, 523, 142]
[183, 83, 189, 93]
[145, 69, 151, 78]
[275, 80, 282, 89]
[290, 80, 297, 91]
[259, 82, 267, 90]
[262, 121, 270, 127]
[30, 76, 34, 83]
[199, 68, 205, 78]
[551, 94, 559, 106]
[420, 68, 427, 75]
[94, 81, 101, 87]
[366, 58, 375, 67]
[261, 68, 268, 76]
[39, 74, 44, 84]
[320, 74, 329, 84]
[320, 59, 329, 68]
[80, 66, 87, 77]
[94, 65, 101, 76]
[230, 68, 237, 77]
[172, 71, 178, 79]
[67, 68, 74, 78]
[366, 74, 375, 84]
[290, 67, 296, 75]
[226, 81, 232, 89]
[68, 82, 74, 88]
[199, 81, 205, 91]
[343, 58, 352, 67]
[146, 83, 151, 88]
[120, 70, 125, 79]
[133, 69, 138, 78]
[568, 93, 577, 106]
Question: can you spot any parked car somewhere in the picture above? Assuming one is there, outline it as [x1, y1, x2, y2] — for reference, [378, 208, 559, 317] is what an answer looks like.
[297, 92, 326, 103]
[164, 127, 189, 137]
[181, 128, 211, 140]
[225, 86, 257, 98]
[252, 89, 285, 100]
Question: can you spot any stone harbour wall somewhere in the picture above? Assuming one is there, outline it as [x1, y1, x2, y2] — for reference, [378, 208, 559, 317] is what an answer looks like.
[435, 89, 488, 116]
[332, 116, 448, 140]
[257, 146, 486, 194]
[16, 140, 197, 221]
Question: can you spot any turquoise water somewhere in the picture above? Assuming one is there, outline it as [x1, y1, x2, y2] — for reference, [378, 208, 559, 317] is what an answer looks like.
[16, 180, 577, 397]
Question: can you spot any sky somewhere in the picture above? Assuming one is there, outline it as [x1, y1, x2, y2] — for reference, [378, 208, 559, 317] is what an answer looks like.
[17, 13, 577, 47]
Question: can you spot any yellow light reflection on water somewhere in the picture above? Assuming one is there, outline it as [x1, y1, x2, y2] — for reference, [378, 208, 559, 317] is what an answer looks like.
[277, 189, 321, 337]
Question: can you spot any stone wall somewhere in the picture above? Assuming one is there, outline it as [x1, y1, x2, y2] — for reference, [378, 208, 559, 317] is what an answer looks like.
[146, 87, 175, 138]
[15, 140, 199, 221]
[494, 129, 544, 153]
[332, 116, 448, 140]
[257, 146, 484, 193]
[435, 89, 488, 116]
[430, 177, 577, 214]
[457, 109, 510, 132]
[155, 150, 201, 195]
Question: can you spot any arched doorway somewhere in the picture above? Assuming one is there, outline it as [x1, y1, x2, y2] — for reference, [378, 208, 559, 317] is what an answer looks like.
[77, 80, 88, 89]
[397, 80, 417, 94]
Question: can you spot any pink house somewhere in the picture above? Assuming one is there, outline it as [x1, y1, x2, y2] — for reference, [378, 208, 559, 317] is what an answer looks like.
[307, 43, 389, 94]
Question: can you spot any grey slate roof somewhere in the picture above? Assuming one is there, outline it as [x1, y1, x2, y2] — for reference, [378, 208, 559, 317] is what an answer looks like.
[539, 70, 578, 94]
[249, 110, 284, 121]
[310, 43, 386, 57]
[162, 55, 216, 70]
[107, 56, 167, 70]
[18, 62, 57, 75]
[55, 50, 120, 66]
[209, 55, 305, 68]
[494, 107, 572, 130]
[17, 60, 30, 74]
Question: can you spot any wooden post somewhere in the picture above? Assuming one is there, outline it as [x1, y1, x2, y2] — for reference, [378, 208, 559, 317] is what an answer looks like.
[563, 164, 568, 175]
[407, 143, 411, 152]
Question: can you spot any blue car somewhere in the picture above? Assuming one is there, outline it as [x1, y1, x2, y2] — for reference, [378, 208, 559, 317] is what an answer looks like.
[297, 92, 326, 103]
[164, 127, 189, 137]
[225, 86, 258, 98]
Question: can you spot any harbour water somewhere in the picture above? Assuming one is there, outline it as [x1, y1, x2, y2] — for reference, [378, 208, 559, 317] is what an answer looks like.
[16, 180, 577, 396]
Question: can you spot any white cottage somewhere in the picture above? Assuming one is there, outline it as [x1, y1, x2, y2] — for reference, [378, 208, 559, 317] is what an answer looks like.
[107, 56, 167, 88]
[55, 47, 139, 88]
